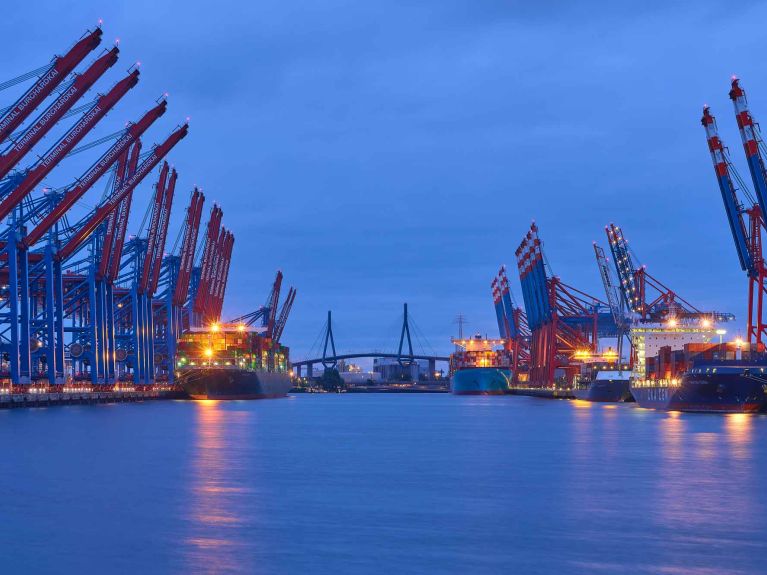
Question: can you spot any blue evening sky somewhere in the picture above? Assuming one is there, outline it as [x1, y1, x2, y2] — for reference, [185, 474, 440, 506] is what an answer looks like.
[2, 1, 765, 360]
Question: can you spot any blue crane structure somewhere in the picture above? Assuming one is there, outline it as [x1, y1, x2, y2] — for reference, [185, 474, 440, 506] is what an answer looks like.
[0, 25, 235, 391]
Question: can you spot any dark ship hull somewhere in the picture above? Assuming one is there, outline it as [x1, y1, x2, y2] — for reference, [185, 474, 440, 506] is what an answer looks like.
[573, 379, 633, 402]
[631, 366, 767, 413]
[180, 367, 292, 400]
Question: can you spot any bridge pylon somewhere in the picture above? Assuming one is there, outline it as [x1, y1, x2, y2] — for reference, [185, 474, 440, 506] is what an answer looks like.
[321, 310, 337, 369]
[397, 303, 414, 366]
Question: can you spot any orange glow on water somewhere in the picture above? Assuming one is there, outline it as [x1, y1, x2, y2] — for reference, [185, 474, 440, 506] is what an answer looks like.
[184, 401, 253, 571]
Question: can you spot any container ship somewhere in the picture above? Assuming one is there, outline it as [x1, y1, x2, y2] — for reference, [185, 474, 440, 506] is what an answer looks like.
[449, 335, 513, 395]
[176, 323, 292, 400]
[630, 341, 767, 413]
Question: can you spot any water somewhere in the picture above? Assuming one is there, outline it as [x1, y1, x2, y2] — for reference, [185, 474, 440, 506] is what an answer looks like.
[1, 395, 766, 574]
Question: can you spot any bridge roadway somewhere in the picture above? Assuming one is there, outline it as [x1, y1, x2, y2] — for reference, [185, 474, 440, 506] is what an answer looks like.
[292, 353, 450, 377]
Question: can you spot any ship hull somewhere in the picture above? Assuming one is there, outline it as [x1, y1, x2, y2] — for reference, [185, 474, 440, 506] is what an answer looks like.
[573, 379, 633, 402]
[450, 368, 512, 395]
[180, 367, 292, 400]
[631, 375, 766, 413]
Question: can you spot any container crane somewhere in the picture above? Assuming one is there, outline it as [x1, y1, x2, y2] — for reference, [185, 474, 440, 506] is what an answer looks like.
[593, 242, 629, 362]
[0, 28, 102, 143]
[55, 122, 189, 261]
[22, 99, 167, 249]
[173, 188, 204, 308]
[0, 70, 140, 223]
[0, 46, 119, 180]
[702, 105, 767, 347]
[191, 205, 222, 324]
[605, 223, 729, 324]
[726, 78, 767, 346]
[491, 278, 508, 339]
[497, 266, 530, 377]
[516, 223, 615, 387]
[272, 287, 296, 344]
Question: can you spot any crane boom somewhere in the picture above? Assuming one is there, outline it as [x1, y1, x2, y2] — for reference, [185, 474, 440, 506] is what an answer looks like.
[56, 123, 189, 261]
[0, 28, 102, 143]
[266, 270, 283, 336]
[173, 189, 204, 306]
[498, 267, 519, 339]
[216, 232, 235, 318]
[193, 206, 222, 315]
[273, 287, 296, 344]
[491, 278, 507, 339]
[139, 162, 169, 293]
[0, 47, 119, 180]
[22, 100, 167, 248]
[730, 79, 767, 220]
[149, 169, 176, 295]
[701, 107, 754, 275]
[0, 70, 140, 223]
[206, 229, 228, 321]
[593, 243, 624, 327]
[107, 142, 141, 282]
[97, 147, 129, 278]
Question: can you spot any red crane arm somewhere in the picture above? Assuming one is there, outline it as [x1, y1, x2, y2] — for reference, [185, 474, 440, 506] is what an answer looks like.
[173, 189, 204, 306]
[273, 287, 296, 344]
[210, 231, 233, 319]
[215, 232, 235, 319]
[106, 193, 134, 282]
[203, 228, 227, 321]
[0, 70, 140, 223]
[23, 100, 167, 248]
[106, 142, 141, 282]
[193, 206, 222, 314]
[149, 168, 177, 295]
[139, 162, 169, 293]
[0, 28, 102, 143]
[97, 147, 129, 278]
[0, 47, 119, 180]
[56, 123, 188, 262]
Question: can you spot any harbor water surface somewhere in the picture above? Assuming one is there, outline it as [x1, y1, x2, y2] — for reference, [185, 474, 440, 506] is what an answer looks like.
[2, 395, 766, 574]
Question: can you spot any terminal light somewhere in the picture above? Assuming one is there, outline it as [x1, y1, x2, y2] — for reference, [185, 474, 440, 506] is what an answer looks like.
[204, 348, 213, 358]
[667, 318, 677, 328]
[716, 329, 727, 335]
[701, 318, 711, 328]
[211, 323, 220, 333]
[237, 324, 245, 333]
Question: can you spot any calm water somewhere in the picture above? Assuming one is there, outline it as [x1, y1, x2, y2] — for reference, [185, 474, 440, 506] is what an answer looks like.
[1, 395, 766, 574]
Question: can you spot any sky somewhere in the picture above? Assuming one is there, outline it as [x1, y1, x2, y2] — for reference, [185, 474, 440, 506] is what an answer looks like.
[2, 0, 766, 362]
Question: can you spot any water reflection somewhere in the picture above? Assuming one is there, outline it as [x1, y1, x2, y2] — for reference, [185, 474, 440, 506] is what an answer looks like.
[184, 401, 255, 573]
[724, 413, 753, 460]
[655, 410, 760, 570]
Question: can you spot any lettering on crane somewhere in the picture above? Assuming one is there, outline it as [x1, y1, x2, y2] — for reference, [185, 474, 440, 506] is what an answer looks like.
[12, 84, 80, 153]
[0, 68, 60, 133]
[41, 104, 102, 168]
[77, 131, 133, 188]
[106, 151, 159, 207]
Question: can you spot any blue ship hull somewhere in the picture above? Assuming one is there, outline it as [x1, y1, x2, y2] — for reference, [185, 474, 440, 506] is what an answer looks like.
[450, 368, 512, 395]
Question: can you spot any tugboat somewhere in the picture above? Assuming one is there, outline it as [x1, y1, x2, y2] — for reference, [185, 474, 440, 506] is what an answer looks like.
[176, 323, 292, 400]
[572, 349, 633, 402]
[449, 335, 513, 395]
[573, 369, 633, 402]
